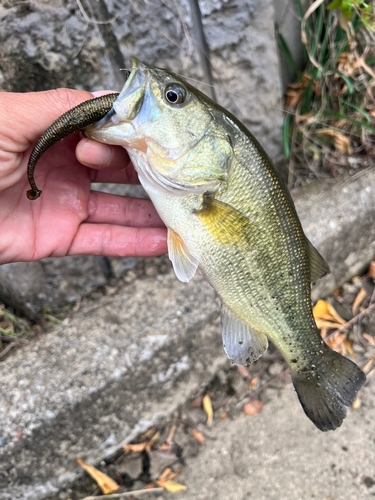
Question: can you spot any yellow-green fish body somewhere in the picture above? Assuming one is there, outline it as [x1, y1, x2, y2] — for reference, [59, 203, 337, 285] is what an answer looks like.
[27, 57, 365, 431]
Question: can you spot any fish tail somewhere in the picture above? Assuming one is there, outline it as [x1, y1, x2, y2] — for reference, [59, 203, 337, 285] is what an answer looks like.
[291, 349, 366, 432]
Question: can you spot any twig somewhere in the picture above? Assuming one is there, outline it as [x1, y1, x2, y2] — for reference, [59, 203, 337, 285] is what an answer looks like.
[75, 0, 118, 25]
[0, 340, 21, 359]
[80, 488, 164, 500]
[325, 301, 375, 342]
[301, 0, 325, 71]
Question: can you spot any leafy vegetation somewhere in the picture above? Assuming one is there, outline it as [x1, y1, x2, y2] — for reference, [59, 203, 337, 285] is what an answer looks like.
[278, 0, 375, 184]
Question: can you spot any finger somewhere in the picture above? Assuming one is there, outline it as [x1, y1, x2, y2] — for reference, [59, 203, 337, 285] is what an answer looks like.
[68, 224, 168, 257]
[76, 138, 138, 179]
[3, 89, 95, 148]
[87, 191, 165, 228]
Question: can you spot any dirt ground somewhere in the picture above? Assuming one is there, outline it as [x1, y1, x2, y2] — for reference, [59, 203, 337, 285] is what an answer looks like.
[47, 268, 375, 500]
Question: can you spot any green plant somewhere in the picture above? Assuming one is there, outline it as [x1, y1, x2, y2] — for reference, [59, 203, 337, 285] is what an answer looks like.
[278, 0, 375, 184]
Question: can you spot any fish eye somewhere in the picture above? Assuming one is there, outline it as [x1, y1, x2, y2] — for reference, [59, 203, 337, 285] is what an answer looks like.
[165, 84, 186, 105]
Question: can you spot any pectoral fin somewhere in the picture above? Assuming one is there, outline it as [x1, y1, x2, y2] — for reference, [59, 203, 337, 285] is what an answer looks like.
[221, 305, 268, 366]
[168, 228, 199, 283]
[307, 239, 330, 281]
[196, 197, 254, 248]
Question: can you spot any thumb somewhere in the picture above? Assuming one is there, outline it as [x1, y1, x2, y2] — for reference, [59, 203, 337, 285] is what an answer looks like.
[1, 88, 95, 147]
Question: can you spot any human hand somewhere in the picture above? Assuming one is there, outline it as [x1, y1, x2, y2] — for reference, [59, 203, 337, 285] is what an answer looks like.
[0, 89, 167, 265]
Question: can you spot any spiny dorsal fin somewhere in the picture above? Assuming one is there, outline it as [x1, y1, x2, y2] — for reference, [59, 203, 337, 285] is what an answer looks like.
[221, 305, 268, 366]
[167, 228, 199, 283]
[307, 239, 330, 281]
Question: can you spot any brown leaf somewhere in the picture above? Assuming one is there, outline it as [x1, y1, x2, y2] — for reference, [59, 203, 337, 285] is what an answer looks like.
[124, 442, 147, 453]
[344, 340, 356, 359]
[220, 412, 228, 420]
[352, 288, 367, 315]
[158, 443, 172, 451]
[145, 430, 161, 452]
[140, 427, 156, 440]
[76, 459, 120, 494]
[124, 430, 161, 454]
[190, 396, 203, 408]
[237, 366, 250, 378]
[166, 424, 176, 445]
[202, 395, 213, 425]
[368, 262, 375, 280]
[191, 429, 205, 443]
[363, 333, 375, 346]
[352, 394, 361, 410]
[243, 400, 264, 416]
[249, 376, 260, 390]
[326, 332, 346, 352]
[316, 129, 352, 155]
[316, 319, 344, 330]
[158, 466, 183, 483]
[313, 300, 346, 325]
[363, 358, 375, 374]
[156, 480, 187, 493]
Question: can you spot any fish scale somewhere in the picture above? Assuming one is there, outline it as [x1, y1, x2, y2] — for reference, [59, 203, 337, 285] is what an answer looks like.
[26, 57, 366, 431]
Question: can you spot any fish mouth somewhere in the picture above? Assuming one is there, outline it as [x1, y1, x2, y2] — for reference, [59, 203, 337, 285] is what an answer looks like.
[85, 57, 148, 144]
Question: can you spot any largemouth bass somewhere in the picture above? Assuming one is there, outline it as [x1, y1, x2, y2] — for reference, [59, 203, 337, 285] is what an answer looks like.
[26, 57, 365, 431]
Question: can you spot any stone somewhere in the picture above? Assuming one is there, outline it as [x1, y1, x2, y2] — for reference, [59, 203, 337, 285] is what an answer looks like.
[0, 0, 284, 318]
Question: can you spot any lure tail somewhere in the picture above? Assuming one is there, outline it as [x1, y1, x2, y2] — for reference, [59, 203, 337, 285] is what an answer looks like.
[292, 349, 366, 431]
[26, 93, 120, 200]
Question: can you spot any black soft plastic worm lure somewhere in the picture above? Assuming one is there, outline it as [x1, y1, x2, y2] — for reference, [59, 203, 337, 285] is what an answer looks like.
[26, 93, 120, 201]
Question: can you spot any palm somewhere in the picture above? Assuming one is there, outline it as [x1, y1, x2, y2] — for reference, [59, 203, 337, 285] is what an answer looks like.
[0, 135, 167, 264]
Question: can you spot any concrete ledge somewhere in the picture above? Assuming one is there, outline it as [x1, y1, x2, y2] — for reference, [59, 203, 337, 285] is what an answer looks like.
[1, 169, 375, 498]
[0, 270, 227, 499]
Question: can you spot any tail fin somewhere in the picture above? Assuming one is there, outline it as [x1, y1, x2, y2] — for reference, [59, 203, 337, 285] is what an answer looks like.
[292, 350, 366, 432]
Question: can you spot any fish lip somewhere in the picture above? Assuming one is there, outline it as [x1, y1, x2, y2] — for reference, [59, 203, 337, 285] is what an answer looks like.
[88, 57, 147, 131]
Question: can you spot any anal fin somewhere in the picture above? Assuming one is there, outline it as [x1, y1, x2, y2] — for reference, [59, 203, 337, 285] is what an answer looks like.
[168, 228, 199, 283]
[221, 305, 268, 366]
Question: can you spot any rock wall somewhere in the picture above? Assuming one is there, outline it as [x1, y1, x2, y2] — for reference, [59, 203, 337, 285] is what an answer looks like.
[0, 0, 285, 318]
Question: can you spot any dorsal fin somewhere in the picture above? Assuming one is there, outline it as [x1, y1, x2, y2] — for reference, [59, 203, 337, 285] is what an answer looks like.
[221, 305, 268, 365]
[306, 239, 330, 281]
[167, 228, 199, 283]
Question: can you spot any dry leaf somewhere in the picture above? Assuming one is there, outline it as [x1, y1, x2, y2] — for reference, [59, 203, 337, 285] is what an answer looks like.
[166, 425, 176, 444]
[249, 376, 260, 390]
[158, 443, 172, 451]
[316, 319, 344, 330]
[316, 129, 352, 155]
[157, 480, 187, 493]
[158, 467, 173, 482]
[326, 333, 346, 352]
[124, 430, 161, 454]
[158, 467, 183, 483]
[344, 340, 355, 359]
[363, 358, 375, 374]
[243, 400, 264, 416]
[141, 427, 156, 440]
[368, 262, 375, 280]
[76, 459, 120, 494]
[220, 412, 228, 420]
[237, 366, 250, 378]
[124, 442, 147, 453]
[363, 333, 375, 346]
[145, 430, 161, 452]
[202, 395, 213, 425]
[313, 300, 345, 324]
[352, 288, 367, 315]
[190, 396, 203, 408]
[320, 327, 328, 339]
[352, 394, 361, 410]
[191, 429, 205, 443]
